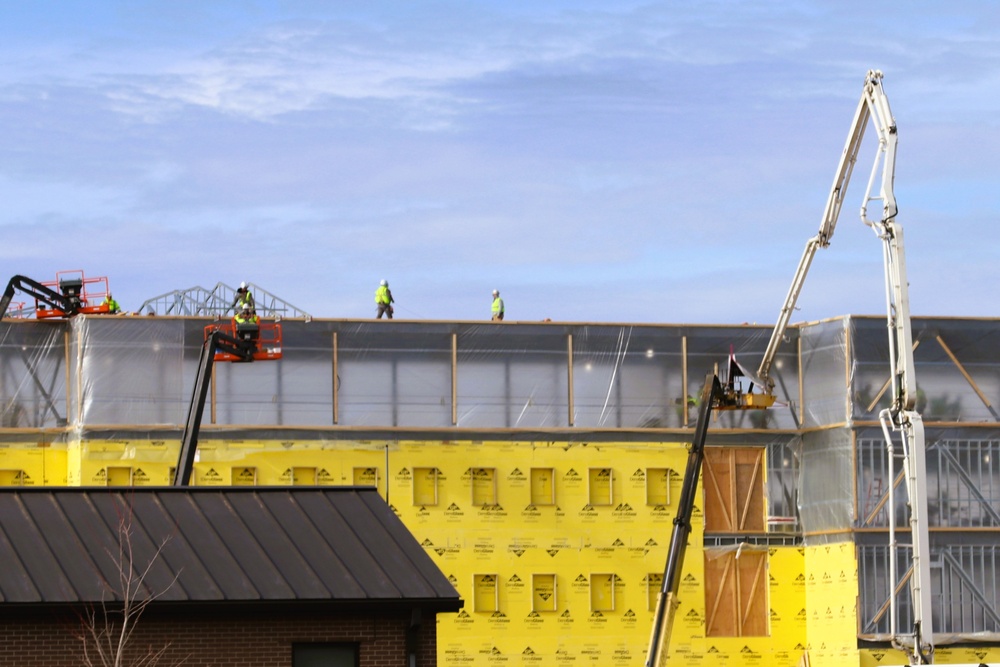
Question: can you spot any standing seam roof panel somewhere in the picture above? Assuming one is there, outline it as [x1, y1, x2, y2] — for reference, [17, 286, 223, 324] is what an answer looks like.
[129, 493, 231, 602]
[92, 492, 203, 602]
[358, 490, 459, 599]
[226, 492, 332, 599]
[0, 488, 462, 608]
[25, 494, 109, 602]
[255, 491, 366, 599]
[157, 493, 263, 601]
[295, 492, 402, 598]
[334, 492, 427, 598]
[1, 495, 77, 602]
[0, 516, 41, 603]
[54, 493, 129, 600]
[188, 492, 296, 599]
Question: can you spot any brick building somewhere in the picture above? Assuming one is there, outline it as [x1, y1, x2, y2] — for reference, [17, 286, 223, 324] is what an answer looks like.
[0, 487, 463, 666]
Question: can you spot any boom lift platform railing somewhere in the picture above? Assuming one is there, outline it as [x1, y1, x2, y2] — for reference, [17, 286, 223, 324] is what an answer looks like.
[1, 271, 113, 322]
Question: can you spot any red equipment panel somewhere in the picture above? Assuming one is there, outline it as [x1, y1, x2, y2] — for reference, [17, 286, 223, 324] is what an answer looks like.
[204, 322, 283, 362]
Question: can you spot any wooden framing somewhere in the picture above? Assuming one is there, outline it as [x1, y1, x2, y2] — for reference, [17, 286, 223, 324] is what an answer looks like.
[936, 334, 1000, 420]
[567, 334, 574, 427]
[451, 333, 458, 425]
[332, 331, 339, 425]
[704, 548, 768, 636]
[703, 448, 765, 533]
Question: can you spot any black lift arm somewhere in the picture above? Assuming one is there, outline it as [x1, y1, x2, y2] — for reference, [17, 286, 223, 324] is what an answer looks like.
[173, 330, 255, 486]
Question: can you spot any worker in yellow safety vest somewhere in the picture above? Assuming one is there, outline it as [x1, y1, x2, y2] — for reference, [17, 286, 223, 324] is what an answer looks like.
[234, 304, 259, 327]
[103, 293, 121, 314]
[375, 280, 394, 319]
[491, 290, 504, 321]
[233, 303, 260, 349]
[232, 281, 255, 313]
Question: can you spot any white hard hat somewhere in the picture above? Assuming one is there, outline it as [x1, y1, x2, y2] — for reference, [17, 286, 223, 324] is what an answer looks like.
[492, 289, 499, 295]
[240, 281, 247, 289]
[380, 279, 388, 286]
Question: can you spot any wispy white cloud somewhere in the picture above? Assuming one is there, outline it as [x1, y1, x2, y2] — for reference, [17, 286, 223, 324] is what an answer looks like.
[1, 1, 999, 322]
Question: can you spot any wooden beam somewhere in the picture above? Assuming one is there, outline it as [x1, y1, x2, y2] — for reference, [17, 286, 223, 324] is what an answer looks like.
[451, 333, 458, 426]
[936, 334, 999, 421]
[567, 334, 574, 427]
[681, 336, 689, 427]
[332, 331, 339, 425]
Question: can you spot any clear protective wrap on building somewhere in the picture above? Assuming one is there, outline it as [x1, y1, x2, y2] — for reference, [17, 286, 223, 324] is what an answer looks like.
[1, 313, 998, 665]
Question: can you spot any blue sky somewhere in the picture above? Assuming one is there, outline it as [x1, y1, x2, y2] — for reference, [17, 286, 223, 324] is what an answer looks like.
[1, 1, 997, 323]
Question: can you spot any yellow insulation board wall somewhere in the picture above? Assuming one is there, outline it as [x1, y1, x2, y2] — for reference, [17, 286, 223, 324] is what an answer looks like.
[0, 439, 67, 486]
[55, 435, 820, 666]
[803, 542, 859, 666]
[56, 434, 1000, 666]
[666, 543, 806, 666]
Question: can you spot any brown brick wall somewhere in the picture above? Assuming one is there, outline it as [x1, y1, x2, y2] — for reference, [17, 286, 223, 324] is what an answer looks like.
[0, 609, 439, 667]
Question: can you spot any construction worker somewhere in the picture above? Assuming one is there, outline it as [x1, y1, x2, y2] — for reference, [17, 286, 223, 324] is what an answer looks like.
[233, 303, 260, 348]
[491, 290, 504, 321]
[375, 280, 394, 319]
[103, 293, 121, 314]
[234, 303, 259, 327]
[232, 281, 255, 313]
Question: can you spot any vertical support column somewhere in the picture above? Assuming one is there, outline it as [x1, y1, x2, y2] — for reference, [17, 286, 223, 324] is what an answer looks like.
[567, 334, 575, 427]
[75, 328, 85, 425]
[332, 331, 339, 425]
[850, 429, 859, 527]
[451, 333, 458, 426]
[210, 363, 217, 424]
[64, 331, 73, 425]
[844, 317, 853, 422]
[391, 357, 399, 427]
[681, 336, 688, 427]
[797, 336, 804, 426]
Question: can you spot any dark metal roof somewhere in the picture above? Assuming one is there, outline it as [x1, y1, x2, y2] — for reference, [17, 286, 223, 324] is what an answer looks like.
[0, 487, 461, 611]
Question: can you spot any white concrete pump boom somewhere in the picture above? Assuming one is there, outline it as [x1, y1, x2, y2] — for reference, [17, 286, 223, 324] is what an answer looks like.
[756, 69, 899, 397]
[729, 69, 934, 663]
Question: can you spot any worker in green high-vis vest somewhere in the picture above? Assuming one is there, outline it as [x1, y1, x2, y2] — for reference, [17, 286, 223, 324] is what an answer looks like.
[491, 289, 504, 321]
[375, 279, 394, 319]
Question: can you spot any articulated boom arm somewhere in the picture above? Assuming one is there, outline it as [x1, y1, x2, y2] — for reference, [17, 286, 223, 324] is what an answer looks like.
[646, 374, 722, 667]
[756, 70, 898, 396]
[0, 275, 77, 321]
[174, 330, 256, 487]
[752, 69, 933, 663]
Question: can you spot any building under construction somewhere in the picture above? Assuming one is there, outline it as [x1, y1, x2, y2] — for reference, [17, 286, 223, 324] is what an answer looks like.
[1, 311, 998, 666]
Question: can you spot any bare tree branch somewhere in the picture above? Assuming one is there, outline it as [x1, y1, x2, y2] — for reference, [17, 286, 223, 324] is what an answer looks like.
[73, 492, 186, 667]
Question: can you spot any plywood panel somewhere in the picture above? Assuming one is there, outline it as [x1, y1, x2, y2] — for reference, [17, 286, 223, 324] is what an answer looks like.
[704, 449, 735, 531]
[704, 448, 765, 532]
